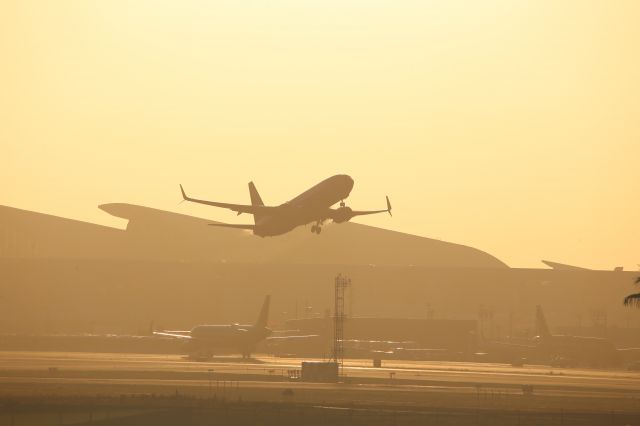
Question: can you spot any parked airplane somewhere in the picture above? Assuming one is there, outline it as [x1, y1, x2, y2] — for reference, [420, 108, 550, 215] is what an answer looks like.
[179, 174, 391, 236]
[154, 295, 273, 359]
[494, 306, 629, 368]
[487, 305, 640, 367]
[154, 296, 318, 359]
[530, 305, 621, 367]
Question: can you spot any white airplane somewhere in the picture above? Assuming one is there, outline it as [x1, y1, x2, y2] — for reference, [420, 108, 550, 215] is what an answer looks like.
[179, 174, 391, 236]
[154, 296, 317, 359]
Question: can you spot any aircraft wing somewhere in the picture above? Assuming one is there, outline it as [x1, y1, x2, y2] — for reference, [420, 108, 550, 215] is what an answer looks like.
[349, 208, 391, 217]
[491, 341, 536, 349]
[153, 331, 193, 339]
[208, 223, 255, 230]
[266, 334, 320, 341]
[329, 196, 392, 222]
[349, 196, 392, 217]
[617, 347, 640, 360]
[180, 185, 277, 215]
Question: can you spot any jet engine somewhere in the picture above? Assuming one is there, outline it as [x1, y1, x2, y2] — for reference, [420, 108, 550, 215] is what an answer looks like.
[331, 206, 354, 223]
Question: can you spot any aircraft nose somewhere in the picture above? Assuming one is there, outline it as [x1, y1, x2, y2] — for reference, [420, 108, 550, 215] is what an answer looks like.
[341, 175, 354, 191]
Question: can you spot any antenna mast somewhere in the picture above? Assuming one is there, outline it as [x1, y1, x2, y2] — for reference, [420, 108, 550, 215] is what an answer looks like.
[332, 273, 351, 375]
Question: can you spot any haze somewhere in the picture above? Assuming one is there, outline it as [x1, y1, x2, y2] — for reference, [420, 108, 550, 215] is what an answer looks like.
[1, 0, 639, 268]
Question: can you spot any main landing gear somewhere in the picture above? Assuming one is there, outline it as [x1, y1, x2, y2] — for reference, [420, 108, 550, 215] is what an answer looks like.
[310, 219, 325, 234]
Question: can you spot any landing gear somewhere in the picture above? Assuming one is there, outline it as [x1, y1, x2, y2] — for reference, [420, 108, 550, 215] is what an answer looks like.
[310, 219, 325, 234]
[340, 200, 346, 207]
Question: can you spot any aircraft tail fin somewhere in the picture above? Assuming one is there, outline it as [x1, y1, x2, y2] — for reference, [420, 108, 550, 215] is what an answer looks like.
[254, 295, 271, 328]
[535, 305, 551, 339]
[248, 181, 264, 225]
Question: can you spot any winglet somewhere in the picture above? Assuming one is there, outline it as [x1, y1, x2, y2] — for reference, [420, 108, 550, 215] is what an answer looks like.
[179, 184, 188, 200]
[386, 196, 392, 217]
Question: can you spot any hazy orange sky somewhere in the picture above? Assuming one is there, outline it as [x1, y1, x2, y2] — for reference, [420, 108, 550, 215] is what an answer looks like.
[1, 1, 638, 269]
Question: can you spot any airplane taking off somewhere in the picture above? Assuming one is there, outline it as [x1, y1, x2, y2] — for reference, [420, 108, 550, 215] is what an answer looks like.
[154, 295, 272, 359]
[179, 174, 391, 236]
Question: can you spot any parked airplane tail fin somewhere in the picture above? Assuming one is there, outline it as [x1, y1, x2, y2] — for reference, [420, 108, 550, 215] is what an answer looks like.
[254, 295, 271, 328]
[535, 305, 551, 339]
[248, 181, 264, 224]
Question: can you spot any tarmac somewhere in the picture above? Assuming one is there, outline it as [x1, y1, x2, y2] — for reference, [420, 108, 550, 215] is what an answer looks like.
[2, 350, 640, 415]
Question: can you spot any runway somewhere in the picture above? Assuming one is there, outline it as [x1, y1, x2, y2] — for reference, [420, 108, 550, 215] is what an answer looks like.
[2, 351, 640, 413]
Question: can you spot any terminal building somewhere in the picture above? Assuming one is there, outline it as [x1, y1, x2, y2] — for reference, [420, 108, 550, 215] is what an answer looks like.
[1, 203, 639, 353]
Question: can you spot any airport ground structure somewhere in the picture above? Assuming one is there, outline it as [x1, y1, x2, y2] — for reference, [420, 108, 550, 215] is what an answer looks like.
[2, 203, 640, 422]
[0, 203, 638, 353]
[2, 351, 640, 425]
[2, 394, 639, 425]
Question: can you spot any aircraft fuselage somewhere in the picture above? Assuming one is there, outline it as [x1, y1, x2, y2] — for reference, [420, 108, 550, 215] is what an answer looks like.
[188, 324, 272, 355]
[253, 174, 354, 236]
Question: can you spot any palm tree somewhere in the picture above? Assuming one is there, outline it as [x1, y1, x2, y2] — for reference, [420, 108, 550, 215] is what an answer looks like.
[623, 277, 640, 307]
